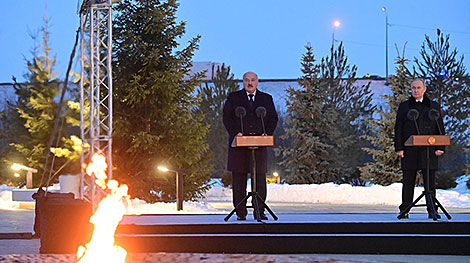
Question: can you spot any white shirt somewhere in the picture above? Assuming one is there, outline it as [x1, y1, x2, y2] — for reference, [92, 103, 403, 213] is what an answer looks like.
[246, 90, 257, 101]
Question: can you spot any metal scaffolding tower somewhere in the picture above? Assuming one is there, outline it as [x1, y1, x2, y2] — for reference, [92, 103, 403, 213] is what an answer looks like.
[79, 0, 115, 209]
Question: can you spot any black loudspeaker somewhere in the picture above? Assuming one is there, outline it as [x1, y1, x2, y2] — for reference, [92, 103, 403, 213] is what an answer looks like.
[35, 192, 93, 253]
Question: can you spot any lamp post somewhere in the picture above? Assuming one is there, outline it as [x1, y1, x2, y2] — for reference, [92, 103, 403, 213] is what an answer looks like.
[382, 7, 389, 79]
[273, 171, 280, 184]
[332, 20, 341, 48]
[11, 163, 38, 189]
[158, 165, 183, 211]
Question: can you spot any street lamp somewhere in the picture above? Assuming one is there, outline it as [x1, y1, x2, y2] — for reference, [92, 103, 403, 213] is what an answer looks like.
[272, 171, 280, 184]
[382, 7, 389, 79]
[332, 20, 341, 48]
[11, 163, 38, 189]
[157, 165, 183, 211]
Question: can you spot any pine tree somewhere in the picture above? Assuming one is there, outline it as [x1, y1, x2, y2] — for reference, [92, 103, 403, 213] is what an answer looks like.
[277, 43, 374, 184]
[198, 65, 239, 180]
[413, 30, 470, 188]
[112, 0, 211, 202]
[360, 44, 412, 185]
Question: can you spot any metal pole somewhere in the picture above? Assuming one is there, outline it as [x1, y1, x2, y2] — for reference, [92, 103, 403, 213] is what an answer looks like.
[26, 171, 33, 189]
[385, 13, 389, 78]
[176, 171, 183, 211]
[332, 31, 335, 48]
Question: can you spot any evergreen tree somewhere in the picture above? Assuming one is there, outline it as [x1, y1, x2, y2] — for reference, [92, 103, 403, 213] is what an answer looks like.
[112, 0, 211, 202]
[2, 21, 81, 187]
[0, 78, 30, 185]
[360, 45, 412, 185]
[276, 45, 334, 183]
[277, 43, 374, 184]
[413, 30, 470, 188]
[198, 64, 239, 180]
[319, 43, 375, 184]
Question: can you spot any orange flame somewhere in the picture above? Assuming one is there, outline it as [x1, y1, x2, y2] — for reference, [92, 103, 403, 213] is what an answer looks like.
[77, 152, 129, 263]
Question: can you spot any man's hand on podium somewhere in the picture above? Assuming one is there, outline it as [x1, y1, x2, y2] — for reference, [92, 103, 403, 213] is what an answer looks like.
[435, 150, 444, 156]
[237, 132, 243, 136]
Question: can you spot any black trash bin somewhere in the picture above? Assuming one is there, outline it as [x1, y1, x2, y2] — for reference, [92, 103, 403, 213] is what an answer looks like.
[35, 192, 93, 254]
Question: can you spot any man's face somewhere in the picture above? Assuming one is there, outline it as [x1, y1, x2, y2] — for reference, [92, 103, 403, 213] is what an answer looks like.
[243, 72, 258, 94]
[411, 80, 426, 100]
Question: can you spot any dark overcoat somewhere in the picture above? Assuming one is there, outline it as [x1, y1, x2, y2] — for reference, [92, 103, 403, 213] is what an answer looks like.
[223, 89, 278, 173]
[394, 95, 445, 170]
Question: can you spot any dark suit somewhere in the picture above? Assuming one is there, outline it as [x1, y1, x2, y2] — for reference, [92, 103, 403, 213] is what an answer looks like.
[394, 94, 445, 213]
[223, 89, 278, 217]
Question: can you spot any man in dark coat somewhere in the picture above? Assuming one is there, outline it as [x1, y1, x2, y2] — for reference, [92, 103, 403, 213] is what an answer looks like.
[394, 79, 445, 219]
[222, 71, 278, 220]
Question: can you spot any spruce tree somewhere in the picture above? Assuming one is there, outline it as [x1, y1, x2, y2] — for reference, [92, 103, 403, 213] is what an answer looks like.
[413, 30, 470, 188]
[277, 45, 335, 183]
[0, 78, 30, 185]
[277, 43, 373, 184]
[319, 43, 375, 184]
[3, 21, 81, 187]
[198, 65, 239, 180]
[360, 45, 412, 185]
[112, 0, 211, 202]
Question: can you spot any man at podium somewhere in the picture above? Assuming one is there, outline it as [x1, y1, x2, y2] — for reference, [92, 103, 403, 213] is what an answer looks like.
[222, 71, 278, 220]
[394, 79, 446, 218]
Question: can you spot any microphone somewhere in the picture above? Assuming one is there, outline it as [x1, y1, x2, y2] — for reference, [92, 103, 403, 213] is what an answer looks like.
[407, 109, 420, 135]
[256, 106, 267, 135]
[235, 106, 246, 135]
[428, 109, 442, 135]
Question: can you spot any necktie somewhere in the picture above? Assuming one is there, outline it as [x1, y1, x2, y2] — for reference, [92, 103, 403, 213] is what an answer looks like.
[248, 94, 254, 107]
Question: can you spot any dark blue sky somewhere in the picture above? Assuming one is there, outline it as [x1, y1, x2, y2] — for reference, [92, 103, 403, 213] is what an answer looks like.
[1, 0, 469, 83]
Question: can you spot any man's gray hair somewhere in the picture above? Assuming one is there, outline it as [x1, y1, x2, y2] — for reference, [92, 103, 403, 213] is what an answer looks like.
[411, 78, 426, 87]
[243, 71, 258, 79]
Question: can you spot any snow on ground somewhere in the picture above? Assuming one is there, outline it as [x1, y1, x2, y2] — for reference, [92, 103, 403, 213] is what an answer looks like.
[200, 175, 470, 209]
[0, 175, 468, 212]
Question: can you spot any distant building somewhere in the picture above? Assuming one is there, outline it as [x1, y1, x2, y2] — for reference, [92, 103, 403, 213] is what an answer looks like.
[207, 78, 390, 115]
[0, 83, 16, 110]
[189, 61, 223, 80]
[0, 75, 391, 116]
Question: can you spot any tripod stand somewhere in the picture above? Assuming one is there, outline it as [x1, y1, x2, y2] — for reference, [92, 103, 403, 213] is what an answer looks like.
[397, 135, 452, 221]
[224, 136, 278, 222]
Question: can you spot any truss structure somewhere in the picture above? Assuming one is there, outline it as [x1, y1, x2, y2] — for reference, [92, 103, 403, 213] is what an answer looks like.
[79, 0, 115, 209]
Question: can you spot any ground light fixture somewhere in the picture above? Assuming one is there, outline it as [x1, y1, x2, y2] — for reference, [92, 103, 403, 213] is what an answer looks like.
[11, 163, 38, 189]
[157, 165, 183, 211]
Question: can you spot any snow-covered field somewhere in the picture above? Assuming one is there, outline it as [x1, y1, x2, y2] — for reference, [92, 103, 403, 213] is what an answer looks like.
[1, 175, 469, 213]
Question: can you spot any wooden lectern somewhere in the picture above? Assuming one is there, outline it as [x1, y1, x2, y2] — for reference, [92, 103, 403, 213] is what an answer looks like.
[404, 135, 450, 147]
[231, 135, 274, 148]
[224, 135, 278, 222]
[397, 135, 452, 221]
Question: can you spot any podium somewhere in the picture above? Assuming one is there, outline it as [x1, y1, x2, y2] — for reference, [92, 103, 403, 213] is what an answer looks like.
[397, 135, 451, 221]
[224, 135, 278, 222]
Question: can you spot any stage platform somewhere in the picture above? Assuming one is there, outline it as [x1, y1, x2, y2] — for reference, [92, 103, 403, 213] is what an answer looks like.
[115, 213, 470, 255]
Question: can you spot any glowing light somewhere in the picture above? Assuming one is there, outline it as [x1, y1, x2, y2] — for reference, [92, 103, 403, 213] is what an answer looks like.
[333, 20, 341, 28]
[77, 152, 130, 263]
[273, 172, 279, 177]
[13, 173, 20, 178]
[11, 163, 22, 171]
[157, 166, 169, 172]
